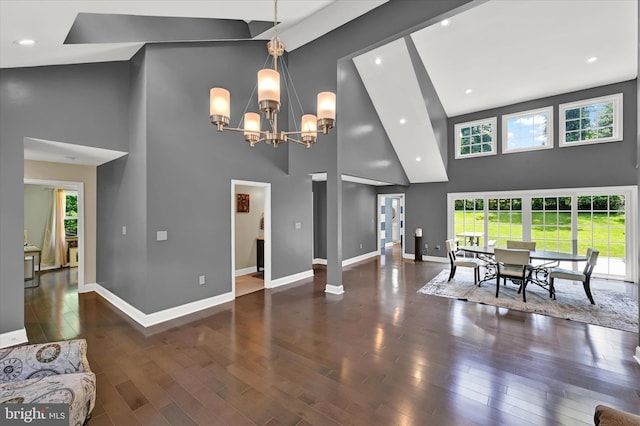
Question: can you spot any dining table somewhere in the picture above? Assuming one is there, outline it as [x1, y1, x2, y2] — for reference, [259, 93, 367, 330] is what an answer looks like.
[457, 245, 588, 300]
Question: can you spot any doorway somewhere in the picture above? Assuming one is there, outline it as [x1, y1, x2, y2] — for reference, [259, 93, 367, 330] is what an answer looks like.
[23, 179, 86, 292]
[377, 193, 406, 258]
[231, 180, 271, 297]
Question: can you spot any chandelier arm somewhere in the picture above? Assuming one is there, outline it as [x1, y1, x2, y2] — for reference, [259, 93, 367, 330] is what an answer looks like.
[279, 56, 305, 126]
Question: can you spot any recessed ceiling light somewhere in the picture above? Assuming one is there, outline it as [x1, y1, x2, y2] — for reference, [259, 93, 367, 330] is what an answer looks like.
[416, 157, 421, 162]
[465, 89, 473, 94]
[399, 118, 406, 125]
[441, 19, 450, 27]
[586, 56, 598, 64]
[14, 39, 37, 46]
[375, 57, 382, 65]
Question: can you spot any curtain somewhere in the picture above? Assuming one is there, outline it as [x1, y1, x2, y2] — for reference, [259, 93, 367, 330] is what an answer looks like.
[41, 189, 67, 267]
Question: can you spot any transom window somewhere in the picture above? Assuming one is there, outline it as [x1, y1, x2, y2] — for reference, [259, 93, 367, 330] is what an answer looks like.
[559, 94, 622, 147]
[502, 106, 553, 153]
[454, 117, 497, 159]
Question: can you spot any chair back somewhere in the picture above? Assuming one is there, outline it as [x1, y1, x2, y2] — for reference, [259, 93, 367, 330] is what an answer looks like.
[584, 249, 599, 276]
[506, 240, 536, 251]
[445, 239, 456, 263]
[494, 248, 530, 267]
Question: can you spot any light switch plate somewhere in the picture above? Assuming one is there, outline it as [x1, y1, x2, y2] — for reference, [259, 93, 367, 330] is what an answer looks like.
[122, 226, 127, 235]
[295, 222, 301, 229]
[157, 231, 167, 241]
[199, 275, 205, 285]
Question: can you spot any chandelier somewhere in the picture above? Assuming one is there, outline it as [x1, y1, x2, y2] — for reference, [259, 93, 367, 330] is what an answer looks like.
[209, 0, 336, 148]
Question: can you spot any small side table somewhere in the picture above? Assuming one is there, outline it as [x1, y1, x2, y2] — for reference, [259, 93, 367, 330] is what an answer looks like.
[24, 245, 41, 288]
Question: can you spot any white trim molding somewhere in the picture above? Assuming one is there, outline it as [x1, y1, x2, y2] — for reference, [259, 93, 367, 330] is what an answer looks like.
[87, 283, 234, 328]
[342, 251, 378, 267]
[313, 258, 327, 265]
[235, 267, 258, 277]
[325, 284, 344, 295]
[634, 346, 640, 366]
[0, 328, 28, 348]
[402, 253, 449, 263]
[268, 269, 314, 289]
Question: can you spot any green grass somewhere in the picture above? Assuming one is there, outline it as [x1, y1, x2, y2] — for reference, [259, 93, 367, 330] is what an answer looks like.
[454, 211, 625, 257]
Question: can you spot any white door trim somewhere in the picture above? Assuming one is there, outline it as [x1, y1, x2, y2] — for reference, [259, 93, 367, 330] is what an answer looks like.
[231, 180, 271, 296]
[377, 193, 406, 258]
[24, 179, 86, 292]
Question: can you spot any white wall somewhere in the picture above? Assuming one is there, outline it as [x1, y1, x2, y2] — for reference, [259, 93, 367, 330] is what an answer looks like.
[234, 185, 265, 271]
[24, 185, 53, 250]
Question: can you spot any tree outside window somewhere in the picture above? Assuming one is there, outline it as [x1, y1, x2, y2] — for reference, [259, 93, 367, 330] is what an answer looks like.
[65, 193, 78, 237]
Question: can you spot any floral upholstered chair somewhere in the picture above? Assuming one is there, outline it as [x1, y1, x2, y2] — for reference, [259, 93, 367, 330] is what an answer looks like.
[0, 339, 96, 425]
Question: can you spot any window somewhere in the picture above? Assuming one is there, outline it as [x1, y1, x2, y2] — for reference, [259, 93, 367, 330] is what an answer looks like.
[486, 198, 522, 248]
[454, 118, 497, 159]
[502, 106, 553, 153]
[577, 195, 626, 277]
[447, 186, 637, 281]
[64, 192, 78, 237]
[531, 196, 572, 253]
[559, 94, 622, 147]
[453, 198, 484, 244]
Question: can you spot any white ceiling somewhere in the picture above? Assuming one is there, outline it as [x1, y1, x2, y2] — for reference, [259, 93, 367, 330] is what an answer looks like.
[24, 138, 128, 166]
[353, 0, 637, 182]
[0, 0, 386, 69]
[1, 0, 637, 178]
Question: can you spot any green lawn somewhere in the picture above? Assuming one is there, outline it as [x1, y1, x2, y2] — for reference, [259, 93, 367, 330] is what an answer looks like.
[454, 212, 625, 257]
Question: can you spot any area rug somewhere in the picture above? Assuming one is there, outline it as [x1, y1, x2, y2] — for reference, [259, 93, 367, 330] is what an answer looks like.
[418, 269, 638, 333]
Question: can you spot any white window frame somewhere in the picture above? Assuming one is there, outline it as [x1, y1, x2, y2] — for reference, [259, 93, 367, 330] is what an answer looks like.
[559, 93, 623, 147]
[447, 186, 638, 282]
[502, 106, 554, 154]
[454, 117, 497, 159]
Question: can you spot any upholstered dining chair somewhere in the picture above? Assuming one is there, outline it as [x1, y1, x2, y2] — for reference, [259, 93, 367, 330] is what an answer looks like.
[494, 248, 531, 302]
[548, 248, 599, 304]
[445, 239, 483, 285]
[506, 240, 536, 251]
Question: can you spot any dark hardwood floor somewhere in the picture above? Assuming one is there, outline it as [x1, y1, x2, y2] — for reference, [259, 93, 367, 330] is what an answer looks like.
[23, 248, 640, 425]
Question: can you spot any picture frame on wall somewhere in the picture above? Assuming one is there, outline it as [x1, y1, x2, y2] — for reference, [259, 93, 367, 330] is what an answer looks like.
[237, 193, 250, 213]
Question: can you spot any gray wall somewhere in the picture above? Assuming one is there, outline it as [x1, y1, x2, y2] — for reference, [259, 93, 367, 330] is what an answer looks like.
[312, 181, 327, 260]
[98, 41, 313, 314]
[312, 180, 378, 261]
[380, 80, 638, 258]
[342, 181, 378, 259]
[0, 62, 130, 334]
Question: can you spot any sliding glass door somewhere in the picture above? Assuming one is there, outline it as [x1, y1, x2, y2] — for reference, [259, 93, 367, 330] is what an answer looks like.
[448, 186, 637, 281]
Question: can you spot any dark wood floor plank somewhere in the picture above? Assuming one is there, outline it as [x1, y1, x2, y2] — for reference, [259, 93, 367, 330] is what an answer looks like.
[19, 251, 640, 425]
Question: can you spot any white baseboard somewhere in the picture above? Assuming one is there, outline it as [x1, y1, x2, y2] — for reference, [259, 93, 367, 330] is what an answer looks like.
[88, 283, 234, 328]
[385, 242, 394, 248]
[235, 266, 258, 276]
[79, 282, 97, 294]
[269, 269, 314, 289]
[325, 284, 344, 295]
[402, 253, 448, 263]
[313, 258, 327, 265]
[634, 346, 640, 366]
[0, 328, 28, 348]
[342, 251, 379, 267]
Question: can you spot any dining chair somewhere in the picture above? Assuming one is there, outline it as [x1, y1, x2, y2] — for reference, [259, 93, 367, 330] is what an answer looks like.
[445, 239, 482, 285]
[494, 248, 531, 301]
[548, 248, 599, 304]
[506, 240, 536, 250]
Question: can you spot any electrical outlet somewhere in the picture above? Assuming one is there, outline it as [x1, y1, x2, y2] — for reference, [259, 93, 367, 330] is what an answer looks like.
[425, 243, 428, 249]
[199, 275, 205, 285]
[360, 243, 363, 249]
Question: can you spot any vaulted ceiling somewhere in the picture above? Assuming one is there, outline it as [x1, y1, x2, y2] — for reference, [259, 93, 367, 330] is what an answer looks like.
[1, 0, 637, 175]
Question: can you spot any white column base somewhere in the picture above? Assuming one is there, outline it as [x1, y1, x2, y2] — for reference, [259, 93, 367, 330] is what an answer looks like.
[325, 284, 344, 295]
[634, 346, 640, 366]
[0, 328, 28, 348]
